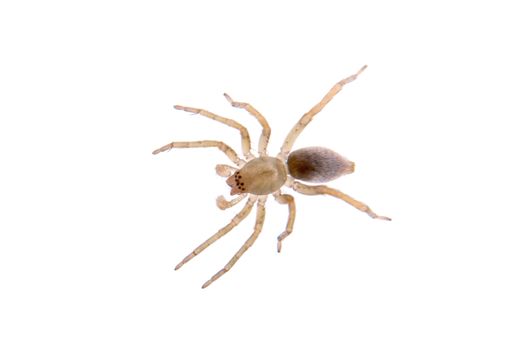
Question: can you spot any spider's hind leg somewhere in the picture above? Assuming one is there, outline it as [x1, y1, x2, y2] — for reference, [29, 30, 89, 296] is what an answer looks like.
[291, 181, 391, 220]
[279, 65, 367, 159]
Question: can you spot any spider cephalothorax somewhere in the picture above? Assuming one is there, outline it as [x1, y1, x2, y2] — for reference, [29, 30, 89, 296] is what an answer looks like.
[227, 157, 287, 195]
[153, 65, 390, 288]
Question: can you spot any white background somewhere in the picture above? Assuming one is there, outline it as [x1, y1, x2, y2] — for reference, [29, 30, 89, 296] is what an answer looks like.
[1, 1, 524, 349]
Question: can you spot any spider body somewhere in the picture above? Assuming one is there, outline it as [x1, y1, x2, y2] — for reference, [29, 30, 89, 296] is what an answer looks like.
[153, 65, 390, 288]
[227, 157, 287, 195]
[287, 146, 354, 183]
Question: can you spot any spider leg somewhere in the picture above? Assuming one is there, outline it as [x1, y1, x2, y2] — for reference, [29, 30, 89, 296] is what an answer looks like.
[175, 196, 256, 271]
[216, 194, 247, 210]
[279, 65, 368, 159]
[152, 140, 244, 167]
[215, 164, 238, 177]
[202, 196, 267, 288]
[272, 192, 296, 253]
[223, 93, 271, 156]
[174, 105, 254, 160]
[291, 181, 391, 221]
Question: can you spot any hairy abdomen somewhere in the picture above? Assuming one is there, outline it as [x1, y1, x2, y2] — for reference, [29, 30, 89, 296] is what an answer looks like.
[287, 147, 354, 183]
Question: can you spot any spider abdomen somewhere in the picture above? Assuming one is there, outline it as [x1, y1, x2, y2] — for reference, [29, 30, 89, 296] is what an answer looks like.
[227, 156, 287, 195]
[287, 147, 355, 183]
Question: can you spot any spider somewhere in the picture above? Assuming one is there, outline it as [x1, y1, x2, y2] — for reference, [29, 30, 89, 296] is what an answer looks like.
[153, 65, 390, 288]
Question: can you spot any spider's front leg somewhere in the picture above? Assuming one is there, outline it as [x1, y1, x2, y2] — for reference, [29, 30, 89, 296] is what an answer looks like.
[175, 197, 257, 271]
[223, 93, 271, 156]
[174, 105, 255, 160]
[202, 196, 267, 288]
[152, 140, 243, 167]
[291, 181, 391, 221]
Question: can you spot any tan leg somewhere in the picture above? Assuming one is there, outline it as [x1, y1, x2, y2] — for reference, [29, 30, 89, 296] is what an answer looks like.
[152, 140, 243, 166]
[279, 65, 368, 159]
[174, 105, 254, 159]
[223, 93, 271, 156]
[175, 196, 256, 271]
[216, 194, 247, 210]
[292, 181, 391, 220]
[215, 164, 238, 177]
[202, 196, 267, 288]
[273, 192, 296, 253]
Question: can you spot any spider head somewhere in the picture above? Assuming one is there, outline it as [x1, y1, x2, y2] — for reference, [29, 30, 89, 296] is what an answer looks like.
[226, 157, 287, 196]
[226, 171, 245, 195]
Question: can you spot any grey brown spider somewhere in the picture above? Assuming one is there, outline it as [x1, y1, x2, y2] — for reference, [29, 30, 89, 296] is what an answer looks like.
[153, 65, 390, 288]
